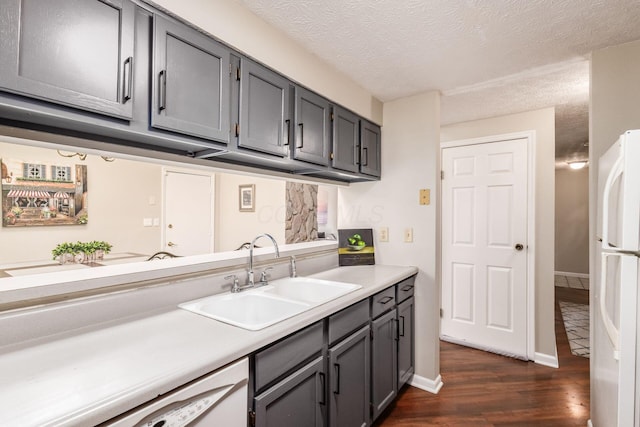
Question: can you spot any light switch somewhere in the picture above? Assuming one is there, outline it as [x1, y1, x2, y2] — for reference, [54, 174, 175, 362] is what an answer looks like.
[379, 227, 389, 242]
[152, 218, 160, 226]
[404, 228, 413, 243]
[420, 189, 430, 205]
[143, 218, 153, 227]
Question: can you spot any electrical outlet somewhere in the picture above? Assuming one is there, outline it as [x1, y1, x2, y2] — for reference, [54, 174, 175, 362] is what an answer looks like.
[379, 227, 389, 242]
[404, 227, 413, 243]
[420, 189, 430, 205]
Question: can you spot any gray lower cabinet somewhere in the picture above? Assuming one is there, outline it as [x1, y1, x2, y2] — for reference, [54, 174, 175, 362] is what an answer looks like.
[152, 15, 230, 143]
[360, 120, 382, 177]
[254, 356, 326, 427]
[329, 325, 370, 427]
[331, 106, 360, 173]
[371, 308, 397, 421]
[397, 296, 415, 389]
[293, 87, 331, 166]
[237, 58, 291, 157]
[0, 0, 135, 119]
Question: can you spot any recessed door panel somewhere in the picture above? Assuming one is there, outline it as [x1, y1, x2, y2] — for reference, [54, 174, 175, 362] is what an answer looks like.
[486, 266, 513, 330]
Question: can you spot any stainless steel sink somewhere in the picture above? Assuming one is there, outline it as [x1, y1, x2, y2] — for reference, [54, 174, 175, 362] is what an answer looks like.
[179, 277, 362, 330]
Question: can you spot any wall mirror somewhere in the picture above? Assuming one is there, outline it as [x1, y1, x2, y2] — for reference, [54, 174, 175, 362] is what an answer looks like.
[0, 135, 338, 280]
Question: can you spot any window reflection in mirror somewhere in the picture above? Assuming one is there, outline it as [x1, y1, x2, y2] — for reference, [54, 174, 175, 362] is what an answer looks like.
[0, 137, 337, 279]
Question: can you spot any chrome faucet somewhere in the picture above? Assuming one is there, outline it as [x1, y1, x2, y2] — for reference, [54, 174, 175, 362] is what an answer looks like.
[247, 233, 280, 287]
[290, 255, 297, 278]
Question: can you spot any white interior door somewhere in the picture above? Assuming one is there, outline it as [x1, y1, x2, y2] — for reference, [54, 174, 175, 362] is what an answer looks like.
[441, 138, 529, 359]
[163, 170, 214, 256]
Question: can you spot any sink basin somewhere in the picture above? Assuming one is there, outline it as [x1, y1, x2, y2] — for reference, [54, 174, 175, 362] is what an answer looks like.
[179, 277, 362, 330]
[261, 277, 361, 304]
[179, 292, 310, 331]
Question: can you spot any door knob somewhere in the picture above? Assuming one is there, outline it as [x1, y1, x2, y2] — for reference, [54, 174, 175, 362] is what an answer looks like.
[167, 241, 177, 247]
[168, 224, 173, 229]
[515, 243, 524, 251]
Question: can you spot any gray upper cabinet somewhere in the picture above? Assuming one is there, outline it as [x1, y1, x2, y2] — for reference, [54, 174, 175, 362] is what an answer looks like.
[0, 0, 135, 119]
[360, 120, 382, 177]
[331, 106, 360, 173]
[152, 15, 230, 143]
[237, 59, 291, 157]
[293, 87, 330, 166]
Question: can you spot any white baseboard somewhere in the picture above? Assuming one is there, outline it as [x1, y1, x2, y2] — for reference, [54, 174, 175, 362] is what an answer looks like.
[410, 374, 443, 394]
[534, 350, 559, 368]
[555, 270, 589, 279]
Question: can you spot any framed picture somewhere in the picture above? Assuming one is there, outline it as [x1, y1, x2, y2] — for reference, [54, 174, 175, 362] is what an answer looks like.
[239, 184, 255, 212]
[338, 228, 375, 266]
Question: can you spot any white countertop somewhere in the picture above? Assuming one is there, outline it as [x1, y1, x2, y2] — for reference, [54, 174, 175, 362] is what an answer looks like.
[0, 264, 417, 427]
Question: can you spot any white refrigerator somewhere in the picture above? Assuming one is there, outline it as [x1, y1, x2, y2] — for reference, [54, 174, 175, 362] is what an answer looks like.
[592, 130, 640, 426]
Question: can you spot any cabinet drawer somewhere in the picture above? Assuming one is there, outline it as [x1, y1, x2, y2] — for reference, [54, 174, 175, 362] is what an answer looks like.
[254, 321, 323, 392]
[396, 275, 416, 303]
[328, 299, 369, 345]
[371, 286, 396, 319]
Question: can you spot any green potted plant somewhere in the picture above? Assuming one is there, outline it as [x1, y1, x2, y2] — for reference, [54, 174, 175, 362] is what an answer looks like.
[92, 241, 112, 260]
[52, 242, 79, 264]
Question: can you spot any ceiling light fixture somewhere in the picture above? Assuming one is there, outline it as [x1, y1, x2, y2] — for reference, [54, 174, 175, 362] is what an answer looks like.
[567, 160, 588, 170]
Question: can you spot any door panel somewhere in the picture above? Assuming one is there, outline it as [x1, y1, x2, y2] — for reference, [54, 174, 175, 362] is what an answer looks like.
[163, 170, 214, 256]
[332, 106, 359, 173]
[152, 15, 230, 142]
[293, 87, 330, 165]
[441, 138, 528, 358]
[0, 0, 134, 118]
[238, 59, 290, 157]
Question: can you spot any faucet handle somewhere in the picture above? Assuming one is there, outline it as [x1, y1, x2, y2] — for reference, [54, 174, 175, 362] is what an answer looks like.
[260, 267, 273, 282]
[225, 274, 240, 291]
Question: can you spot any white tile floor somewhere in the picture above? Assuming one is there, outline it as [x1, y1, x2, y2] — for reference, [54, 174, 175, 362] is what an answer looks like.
[555, 274, 590, 290]
[559, 301, 590, 358]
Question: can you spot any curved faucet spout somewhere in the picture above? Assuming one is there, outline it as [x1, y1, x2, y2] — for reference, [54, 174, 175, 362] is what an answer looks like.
[248, 233, 280, 286]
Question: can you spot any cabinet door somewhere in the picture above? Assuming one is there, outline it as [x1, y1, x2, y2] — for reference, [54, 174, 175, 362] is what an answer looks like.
[397, 297, 415, 389]
[293, 87, 330, 165]
[360, 121, 381, 177]
[0, 0, 135, 119]
[152, 15, 230, 143]
[238, 59, 291, 157]
[371, 309, 397, 421]
[254, 356, 326, 427]
[329, 325, 370, 427]
[331, 106, 360, 173]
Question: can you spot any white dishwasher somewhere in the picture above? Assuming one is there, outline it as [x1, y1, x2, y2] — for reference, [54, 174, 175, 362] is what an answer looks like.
[105, 358, 248, 427]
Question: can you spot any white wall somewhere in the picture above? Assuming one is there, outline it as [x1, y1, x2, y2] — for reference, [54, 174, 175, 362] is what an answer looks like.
[339, 92, 441, 384]
[215, 174, 286, 252]
[555, 167, 589, 275]
[151, 0, 383, 124]
[441, 107, 557, 360]
[0, 140, 163, 263]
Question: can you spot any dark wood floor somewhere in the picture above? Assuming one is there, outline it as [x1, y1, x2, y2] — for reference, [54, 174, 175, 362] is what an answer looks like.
[376, 287, 590, 426]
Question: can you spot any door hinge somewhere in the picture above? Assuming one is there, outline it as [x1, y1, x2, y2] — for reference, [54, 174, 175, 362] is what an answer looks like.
[370, 328, 374, 340]
[249, 409, 256, 427]
[330, 152, 334, 160]
[234, 123, 240, 137]
[229, 63, 232, 75]
[236, 66, 241, 81]
[440, 308, 443, 318]
[440, 170, 444, 180]
[330, 112, 334, 121]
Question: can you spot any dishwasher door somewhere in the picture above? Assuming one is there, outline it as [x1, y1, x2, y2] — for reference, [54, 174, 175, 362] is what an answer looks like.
[105, 358, 248, 427]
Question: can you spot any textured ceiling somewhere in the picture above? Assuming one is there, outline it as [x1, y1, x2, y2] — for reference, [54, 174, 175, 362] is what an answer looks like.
[234, 0, 640, 162]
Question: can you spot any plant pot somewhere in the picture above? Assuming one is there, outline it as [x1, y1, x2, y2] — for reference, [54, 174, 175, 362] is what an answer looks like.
[74, 252, 86, 264]
[58, 253, 75, 265]
[95, 250, 105, 260]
